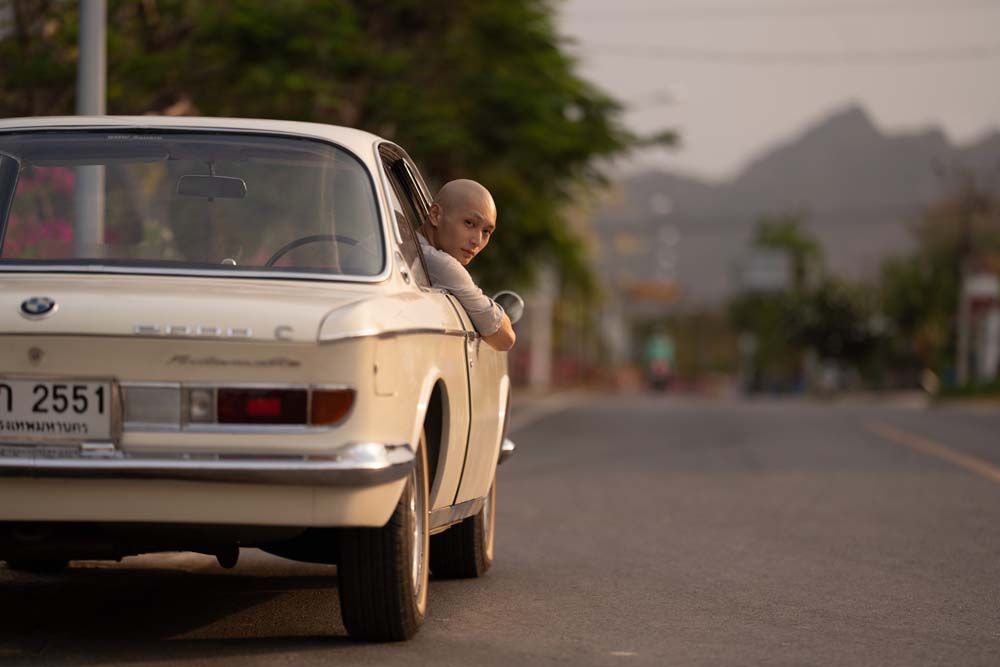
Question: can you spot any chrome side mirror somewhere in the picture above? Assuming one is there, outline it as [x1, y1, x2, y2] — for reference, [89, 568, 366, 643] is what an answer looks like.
[493, 291, 524, 324]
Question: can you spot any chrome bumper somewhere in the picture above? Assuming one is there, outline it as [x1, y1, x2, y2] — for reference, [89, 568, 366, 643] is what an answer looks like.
[498, 438, 516, 465]
[0, 442, 414, 486]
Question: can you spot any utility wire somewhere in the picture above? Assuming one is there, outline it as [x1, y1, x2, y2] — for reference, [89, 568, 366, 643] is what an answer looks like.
[584, 42, 1000, 64]
[597, 200, 996, 230]
[567, 1, 1000, 21]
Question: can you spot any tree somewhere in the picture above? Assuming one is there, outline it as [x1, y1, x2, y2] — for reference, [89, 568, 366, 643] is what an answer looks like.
[0, 0, 645, 293]
[752, 212, 822, 292]
[730, 214, 888, 390]
[793, 278, 879, 371]
[880, 183, 1000, 376]
[728, 214, 822, 390]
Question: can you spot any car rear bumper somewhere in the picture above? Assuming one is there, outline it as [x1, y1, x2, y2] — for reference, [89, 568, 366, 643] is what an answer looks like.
[0, 475, 407, 527]
[0, 442, 412, 527]
[0, 442, 414, 487]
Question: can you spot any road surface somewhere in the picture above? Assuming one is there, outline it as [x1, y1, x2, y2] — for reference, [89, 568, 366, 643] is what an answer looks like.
[2, 394, 999, 665]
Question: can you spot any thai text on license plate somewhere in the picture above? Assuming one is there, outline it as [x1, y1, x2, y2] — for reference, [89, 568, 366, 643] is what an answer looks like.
[0, 379, 113, 442]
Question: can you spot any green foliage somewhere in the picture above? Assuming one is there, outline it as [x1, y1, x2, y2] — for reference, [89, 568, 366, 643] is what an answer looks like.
[879, 254, 955, 370]
[938, 377, 1000, 398]
[879, 184, 1000, 376]
[729, 214, 818, 388]
[795, 279, 878, 362]
[752, 212, 823, 292]
[730, 214, 886, 389]
[0, 1, 80, 116]
[0, 0, 638, 293]
[728, 290, 803, 389]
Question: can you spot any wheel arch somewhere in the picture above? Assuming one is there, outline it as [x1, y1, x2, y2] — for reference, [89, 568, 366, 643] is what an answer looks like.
[409, 372, 450, 504]
[424, 379, 446, 497]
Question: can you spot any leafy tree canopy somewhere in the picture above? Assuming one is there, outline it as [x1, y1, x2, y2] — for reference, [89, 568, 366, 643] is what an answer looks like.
[0, 0, 648, 292]
[752, 212, 823, 292]
[880, 183, 1000, 371]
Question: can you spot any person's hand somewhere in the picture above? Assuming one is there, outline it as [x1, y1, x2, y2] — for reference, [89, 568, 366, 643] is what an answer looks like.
[482, 313, 516, 351]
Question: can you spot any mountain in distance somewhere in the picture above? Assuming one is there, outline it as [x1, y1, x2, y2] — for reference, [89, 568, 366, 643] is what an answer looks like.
[592, 104, 1000, 305]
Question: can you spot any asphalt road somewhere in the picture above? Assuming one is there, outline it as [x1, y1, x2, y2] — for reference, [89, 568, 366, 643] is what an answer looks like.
[3, 394, 1000, 665]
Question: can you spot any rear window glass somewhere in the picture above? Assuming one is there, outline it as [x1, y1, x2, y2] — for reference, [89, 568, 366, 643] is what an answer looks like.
[0, 130, 384, 278]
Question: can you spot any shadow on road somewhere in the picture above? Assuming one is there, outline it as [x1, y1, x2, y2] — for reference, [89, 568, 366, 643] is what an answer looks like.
[0, 563, 357, 665]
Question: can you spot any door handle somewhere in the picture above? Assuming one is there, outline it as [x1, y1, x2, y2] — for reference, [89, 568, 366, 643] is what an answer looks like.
[465, 331, 478, 367]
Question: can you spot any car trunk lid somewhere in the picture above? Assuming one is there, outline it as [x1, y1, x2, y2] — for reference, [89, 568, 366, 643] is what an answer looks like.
[0, 273, 371, 344]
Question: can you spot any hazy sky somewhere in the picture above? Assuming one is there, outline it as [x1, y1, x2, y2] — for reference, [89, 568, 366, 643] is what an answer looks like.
[558, 0, 1000, 179]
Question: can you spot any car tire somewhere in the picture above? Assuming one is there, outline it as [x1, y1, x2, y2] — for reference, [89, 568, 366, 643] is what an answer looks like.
[430, 478, 495, 579]
[3, 559, 70, 574]
[337, 431, 429, 642]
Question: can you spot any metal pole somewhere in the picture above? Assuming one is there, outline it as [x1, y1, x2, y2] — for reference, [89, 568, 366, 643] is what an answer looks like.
[76, 0, 106, 116]
[529, 264, 557, 389]
[957, 278, 970, 386]
[73, 0, 106, 258]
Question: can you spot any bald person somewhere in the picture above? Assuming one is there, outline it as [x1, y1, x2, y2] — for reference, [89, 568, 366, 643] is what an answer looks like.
[417, 179, 516, 351]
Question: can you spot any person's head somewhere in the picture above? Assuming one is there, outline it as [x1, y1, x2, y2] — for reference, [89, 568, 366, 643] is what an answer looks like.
[426, 179, 497, 266]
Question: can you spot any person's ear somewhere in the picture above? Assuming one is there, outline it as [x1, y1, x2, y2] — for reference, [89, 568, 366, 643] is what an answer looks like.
[429, 202, 442, 227]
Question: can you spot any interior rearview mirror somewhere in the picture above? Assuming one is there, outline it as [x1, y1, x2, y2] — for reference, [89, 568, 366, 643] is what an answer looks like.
[493, 291, 524, 325]
[176, 174, 248, 199]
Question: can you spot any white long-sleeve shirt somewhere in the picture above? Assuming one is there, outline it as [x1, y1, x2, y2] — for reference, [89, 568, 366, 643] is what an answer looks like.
[418, 232, 504, 336]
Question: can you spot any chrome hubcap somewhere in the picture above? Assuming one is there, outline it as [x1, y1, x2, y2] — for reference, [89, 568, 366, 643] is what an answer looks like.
[409, 466, 425, 597]
[483, 483, 495, 561]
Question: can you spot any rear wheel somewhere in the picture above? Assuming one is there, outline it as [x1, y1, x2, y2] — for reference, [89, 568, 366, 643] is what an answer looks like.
[337, 432, 429, 641]
[430, 479, 496, 579]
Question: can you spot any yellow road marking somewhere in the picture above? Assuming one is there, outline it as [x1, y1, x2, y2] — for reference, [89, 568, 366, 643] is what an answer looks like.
[866, 420, 1000, 485]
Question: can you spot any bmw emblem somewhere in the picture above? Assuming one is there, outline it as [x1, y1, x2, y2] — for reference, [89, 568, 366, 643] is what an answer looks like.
[20, 296, 58, 319]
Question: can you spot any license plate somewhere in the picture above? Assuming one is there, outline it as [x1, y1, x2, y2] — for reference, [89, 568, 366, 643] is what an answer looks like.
[0, 378, 114, 443]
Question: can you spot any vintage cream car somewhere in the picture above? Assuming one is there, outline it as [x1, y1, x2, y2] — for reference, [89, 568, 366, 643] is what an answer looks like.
[0, 116, 521, 641]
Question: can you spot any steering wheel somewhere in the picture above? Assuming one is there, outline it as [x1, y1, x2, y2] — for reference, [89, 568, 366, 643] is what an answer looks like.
[264, 234, 360, 268]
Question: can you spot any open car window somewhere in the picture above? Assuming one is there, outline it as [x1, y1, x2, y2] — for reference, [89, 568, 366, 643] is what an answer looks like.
[382, 158, 430, 288]
[0, 130, 385, 278]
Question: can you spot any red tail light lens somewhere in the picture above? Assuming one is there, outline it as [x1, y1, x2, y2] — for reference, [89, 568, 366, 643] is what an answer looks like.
[245, 397, 282, 418]
[217, 388, 307, 424]
[310, 389, 355, 426]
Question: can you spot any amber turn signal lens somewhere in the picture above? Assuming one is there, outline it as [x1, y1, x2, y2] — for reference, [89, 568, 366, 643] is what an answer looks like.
[310, 389, 355, 425]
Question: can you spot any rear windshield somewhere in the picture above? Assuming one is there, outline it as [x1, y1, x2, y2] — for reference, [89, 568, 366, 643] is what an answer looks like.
[0, 130, 384, 278]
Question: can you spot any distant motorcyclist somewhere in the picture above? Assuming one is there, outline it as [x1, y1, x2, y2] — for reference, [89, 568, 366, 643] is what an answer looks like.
[645, 331, 676, 391]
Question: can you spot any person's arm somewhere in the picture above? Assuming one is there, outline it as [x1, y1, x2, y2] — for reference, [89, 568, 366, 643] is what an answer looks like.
[420, 246, 515, 351]
[482, 312, 516, 351]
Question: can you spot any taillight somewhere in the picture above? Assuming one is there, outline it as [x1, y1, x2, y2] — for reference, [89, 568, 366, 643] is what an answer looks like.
[310, 389, 355, 425]
[217, 388, 307, 425]
[167, 386, 355, 427]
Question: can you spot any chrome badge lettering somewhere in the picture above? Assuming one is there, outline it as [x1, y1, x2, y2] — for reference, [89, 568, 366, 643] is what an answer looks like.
[134, 325, 255, 339]
[168, 355, 301, 368]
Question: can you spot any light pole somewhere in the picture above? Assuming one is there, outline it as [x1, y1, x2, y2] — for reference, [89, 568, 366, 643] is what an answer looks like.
[73, 0, 106, 258]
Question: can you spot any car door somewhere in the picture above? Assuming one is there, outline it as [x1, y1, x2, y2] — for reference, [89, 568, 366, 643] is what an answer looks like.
[379, 150, 472, 512]
[392, 160, 507, 505]
[453, 318, 506, 504]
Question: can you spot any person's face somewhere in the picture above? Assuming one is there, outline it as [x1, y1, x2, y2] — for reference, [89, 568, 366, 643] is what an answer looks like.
[429, 194, 496, 266]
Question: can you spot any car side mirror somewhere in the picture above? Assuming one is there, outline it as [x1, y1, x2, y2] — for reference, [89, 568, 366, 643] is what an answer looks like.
[493, 291, 524, 325]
